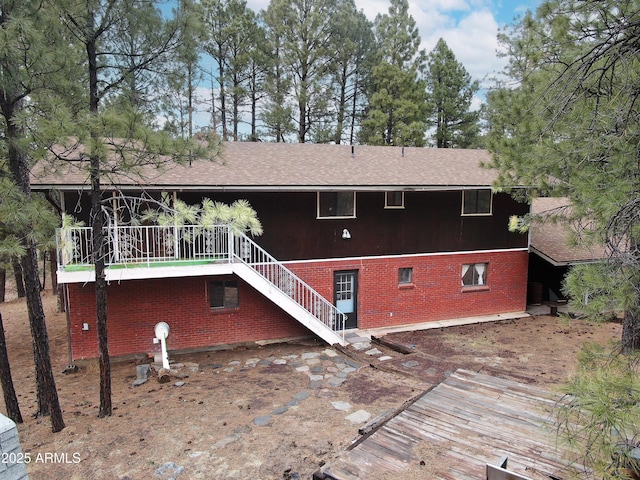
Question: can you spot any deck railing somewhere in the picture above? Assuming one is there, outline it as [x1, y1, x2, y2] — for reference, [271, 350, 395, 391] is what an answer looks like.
[56, 225, 232, 268]
[56, 225, 345, 338]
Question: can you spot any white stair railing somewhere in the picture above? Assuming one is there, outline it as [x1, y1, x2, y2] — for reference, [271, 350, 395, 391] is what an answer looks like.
[232, 232, 346, 340]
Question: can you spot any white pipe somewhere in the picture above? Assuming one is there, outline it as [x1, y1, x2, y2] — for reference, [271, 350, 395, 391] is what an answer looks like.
[159, 335, 170, 370]
[154, 322, 170, 370]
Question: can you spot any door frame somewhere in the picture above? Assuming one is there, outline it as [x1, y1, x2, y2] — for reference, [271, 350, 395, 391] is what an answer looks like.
[334, 270, 358, 329]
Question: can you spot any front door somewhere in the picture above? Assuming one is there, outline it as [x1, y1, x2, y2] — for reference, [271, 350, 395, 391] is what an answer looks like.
[334, 270, 358, 329]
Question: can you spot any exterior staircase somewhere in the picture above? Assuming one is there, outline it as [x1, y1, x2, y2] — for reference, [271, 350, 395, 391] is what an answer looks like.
[231, 233, 346, 346]
[56, 224, 347, 346]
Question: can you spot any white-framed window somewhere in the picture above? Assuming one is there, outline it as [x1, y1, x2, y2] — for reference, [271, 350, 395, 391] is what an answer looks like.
[462, 263, 488, 287]
[209, 280, 239, 309]
[462, 190, 492, 215]
[317, 192, 356, 218]
[398, 267, 413, 284]
[385, 191, 404, 209]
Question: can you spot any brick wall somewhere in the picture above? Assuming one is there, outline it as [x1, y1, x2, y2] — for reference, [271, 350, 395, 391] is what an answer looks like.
[286, 250, 528, 330]
[67, 250, 528, 359]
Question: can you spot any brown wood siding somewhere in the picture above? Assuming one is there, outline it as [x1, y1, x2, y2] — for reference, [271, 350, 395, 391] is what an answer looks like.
[175, 190, 528, 261]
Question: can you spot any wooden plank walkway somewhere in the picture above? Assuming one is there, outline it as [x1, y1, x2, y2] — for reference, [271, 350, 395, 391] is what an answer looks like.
[317, 369, 583, 480]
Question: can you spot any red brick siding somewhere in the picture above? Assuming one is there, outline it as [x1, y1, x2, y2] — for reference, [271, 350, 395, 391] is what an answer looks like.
[285, 250, 528, 329]
[67, 250, 527, 359]
[67, 276, 309, 360]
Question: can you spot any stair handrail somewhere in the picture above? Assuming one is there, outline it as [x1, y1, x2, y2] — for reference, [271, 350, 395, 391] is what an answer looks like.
[231, 230, 346, 339]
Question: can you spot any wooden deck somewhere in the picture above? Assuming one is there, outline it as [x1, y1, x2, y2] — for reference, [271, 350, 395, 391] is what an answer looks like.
[317, 369, 584, 480]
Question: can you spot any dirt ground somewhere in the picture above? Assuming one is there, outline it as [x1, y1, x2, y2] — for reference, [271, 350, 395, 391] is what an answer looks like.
[0, 286, 622, 480]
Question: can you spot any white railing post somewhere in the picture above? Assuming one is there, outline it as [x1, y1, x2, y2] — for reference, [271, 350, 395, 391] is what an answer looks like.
[227, 225, 234, 263]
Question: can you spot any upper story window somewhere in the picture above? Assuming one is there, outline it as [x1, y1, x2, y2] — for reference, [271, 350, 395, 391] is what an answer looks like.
[317, 192, 356, 218]
[385, 191, 404, 209]
[462, 189, 492, 215]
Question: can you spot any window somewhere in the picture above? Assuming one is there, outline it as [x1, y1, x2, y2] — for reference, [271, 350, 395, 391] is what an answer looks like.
[385, 191, 404, 209]
[398, 267, 413, 284]
[318, 192, 355, 218]
[462, 190, 492, 215]
[209, 280, 239, 308]
[462, 263, 488, 287]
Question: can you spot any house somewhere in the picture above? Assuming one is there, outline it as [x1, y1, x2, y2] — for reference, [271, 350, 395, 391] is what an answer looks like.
[527, 197, 607, 304]
[32, 142, 530, 361]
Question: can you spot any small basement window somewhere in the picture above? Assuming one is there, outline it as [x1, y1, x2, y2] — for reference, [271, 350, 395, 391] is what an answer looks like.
[398, 267, 413, 284]
[462, 190, 492, 215]
[385, 191, 404, 209]
[462, 263, 488, 287]
[209, 280, 239, 309]
[317, 192, 356, 218]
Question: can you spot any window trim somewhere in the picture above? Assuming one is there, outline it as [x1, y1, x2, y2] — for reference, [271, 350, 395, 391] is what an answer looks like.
[317, 191, 356, 219]
[209, 279, 239, 309]
[385, 191, 405, 209]
[461, 189, 493, 216]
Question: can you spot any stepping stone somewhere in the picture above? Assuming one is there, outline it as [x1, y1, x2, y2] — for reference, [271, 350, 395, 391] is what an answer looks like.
[245, 358, 261, 367]
[310, 366, 324, 374]
[136, 364, 151, 380]
[258, 360, 271, 366]
[132, 378, 148, 387]
[283, 355, 299, 360]
[401, 360, 420, 368]
[378, 356, 393, 361]
[223, 367, 235, 372]
[295, 366, 310, 373]
[273, 359, 287, 365]
[351, 342, 371, 351]
[253, 415, 271, 426]
[342, 367, 356, 374]
[301, 352, 320, 360]
[331, 401, 352, 411]
[336, 372, 348, 379]
[293, 391, 310, 401]
[309, 380, 323, 390]
[345, 359, 361, 369]
[322, 349, 338, 357]
[326, 366, 338, 373]
[327, 377, 347, 387]
[214, 434, 240, 448]
[272, 406, 287, 415]
[309, 375, 324, 382]
[228, 361, 241, 366]
[365, 348, 383, 356]
[174, 381, 185, 387]
[345, 410, 371, 424]
[305, 358, 321, 366]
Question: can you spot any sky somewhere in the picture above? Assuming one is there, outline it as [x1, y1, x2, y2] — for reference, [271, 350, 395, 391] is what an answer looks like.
[245, 0, 544, 95]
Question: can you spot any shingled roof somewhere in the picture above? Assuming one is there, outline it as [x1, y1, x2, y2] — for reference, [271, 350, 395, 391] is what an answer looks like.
[529, 197, 607, 266]
[31, 141, 497, 192]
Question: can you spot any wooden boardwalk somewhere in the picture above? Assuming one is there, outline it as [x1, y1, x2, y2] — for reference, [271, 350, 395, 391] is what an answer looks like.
[317, 369, 584, 480]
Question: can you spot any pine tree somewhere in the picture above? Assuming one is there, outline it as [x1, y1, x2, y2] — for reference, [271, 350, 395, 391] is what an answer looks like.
[0, 0, 68, 432]
[360, 0, 428, 146]
[425, 38, 480, 148]
[488, 0, 640, 351]
[52, 0, 218, 418]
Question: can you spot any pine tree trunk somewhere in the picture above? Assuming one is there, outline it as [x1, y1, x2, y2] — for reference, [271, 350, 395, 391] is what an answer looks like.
[92, 183, 111, 418]
[621, 308, 640, 352]
[12, 258, 25, 298]
[6, 97, 64, 433]
[0, 269, 5, 303]
[22, 245, 65, 432]
[0, 311, 23, 424]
